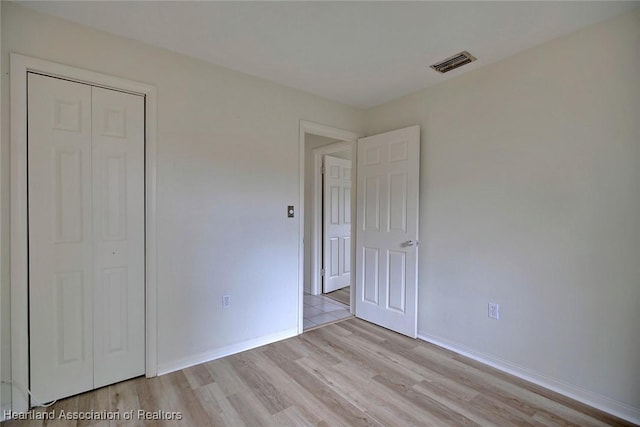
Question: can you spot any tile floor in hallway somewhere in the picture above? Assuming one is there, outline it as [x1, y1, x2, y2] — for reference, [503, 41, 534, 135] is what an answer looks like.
[303, 293, 352, 330]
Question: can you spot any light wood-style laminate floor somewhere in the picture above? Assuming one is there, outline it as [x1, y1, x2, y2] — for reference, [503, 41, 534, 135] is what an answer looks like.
[3, 318, 633, 426]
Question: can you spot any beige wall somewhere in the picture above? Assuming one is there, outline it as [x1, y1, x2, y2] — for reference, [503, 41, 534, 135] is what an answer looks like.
[0, 1, 364, 411]
[367, 9, 640, 417]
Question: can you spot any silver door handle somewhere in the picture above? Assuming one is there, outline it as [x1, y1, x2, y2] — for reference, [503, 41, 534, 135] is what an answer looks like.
[402, 240, 418, 247]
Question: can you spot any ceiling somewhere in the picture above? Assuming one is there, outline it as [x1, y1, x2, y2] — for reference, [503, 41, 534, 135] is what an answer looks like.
[18, 1, 639, 109]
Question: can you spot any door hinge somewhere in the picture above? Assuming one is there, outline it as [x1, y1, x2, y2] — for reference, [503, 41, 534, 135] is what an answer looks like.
[321, 166, 326, 174]
[321, 269, 325, 276]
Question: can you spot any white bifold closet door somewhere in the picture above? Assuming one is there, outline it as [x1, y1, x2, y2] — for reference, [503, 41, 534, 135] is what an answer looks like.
[28, 73, 145, 403]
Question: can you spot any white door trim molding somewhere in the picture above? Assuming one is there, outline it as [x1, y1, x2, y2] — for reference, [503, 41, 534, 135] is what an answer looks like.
[0, 10, 4, 420]
[310, 141, 352, 296]
[298, 120, 361, 334]
[10, 53, 158, 412]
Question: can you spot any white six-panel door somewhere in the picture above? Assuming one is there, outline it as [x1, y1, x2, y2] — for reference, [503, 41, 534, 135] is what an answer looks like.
[323, 155, 352, 293]
[91, 87, 145, 388]
[28, 74, 95, 402]
[355, 126, 420, 338]
[28, 73, 144, 402]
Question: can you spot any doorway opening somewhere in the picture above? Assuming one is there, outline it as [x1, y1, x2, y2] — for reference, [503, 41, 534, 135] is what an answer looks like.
[305, 138, 352, 329]
[298, 122, 361, 332]
[298, 122, 420, 336]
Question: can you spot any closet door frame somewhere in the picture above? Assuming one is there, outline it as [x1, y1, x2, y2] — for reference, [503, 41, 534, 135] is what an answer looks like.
[10, 53, 158, 413]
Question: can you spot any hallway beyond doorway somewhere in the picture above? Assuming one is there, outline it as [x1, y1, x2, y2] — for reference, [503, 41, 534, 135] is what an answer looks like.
[324, 286, 350, 306]
[303, 293, 351, 330]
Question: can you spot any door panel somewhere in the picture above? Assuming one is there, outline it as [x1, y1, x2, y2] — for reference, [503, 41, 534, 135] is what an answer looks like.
[28, 73, 94, 402]
[103, 153, 127, 240]
[364, 176, 380, 231]
[363, 248, 379, 303]
[92, 86, 145, 388]
[54, 149, 84, 242]
[389, 173, 408, 232]
[343, 236, 351, 274]
[323, 155, 352, 293]
[356, 126, 420, 338]
[387, 251, 406, 312]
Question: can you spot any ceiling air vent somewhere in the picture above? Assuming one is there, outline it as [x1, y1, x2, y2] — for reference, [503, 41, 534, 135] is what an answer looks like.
[430, 51, 476, 74]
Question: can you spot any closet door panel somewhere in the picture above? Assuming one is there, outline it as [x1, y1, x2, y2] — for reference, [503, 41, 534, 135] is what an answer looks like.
[28, 73, 94, 402]
[91, 86, 145, 388]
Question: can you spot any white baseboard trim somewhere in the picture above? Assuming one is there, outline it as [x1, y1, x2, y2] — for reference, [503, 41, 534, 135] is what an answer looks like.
[418, 333, 640, 425]
[157, 328, 299, 376]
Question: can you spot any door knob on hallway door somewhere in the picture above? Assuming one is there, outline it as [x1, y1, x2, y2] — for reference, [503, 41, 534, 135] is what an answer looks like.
[402, 240, 418, 247]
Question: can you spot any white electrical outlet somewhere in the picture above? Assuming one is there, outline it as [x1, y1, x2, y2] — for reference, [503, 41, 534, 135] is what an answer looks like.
[488, 303, 500, 320]
[222, 295, 231, 309]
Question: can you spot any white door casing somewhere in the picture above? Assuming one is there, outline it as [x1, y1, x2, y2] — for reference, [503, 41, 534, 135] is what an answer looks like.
[28, 74, 145, 402]
[298, 121, 361, 334]
[355, 126, 420, 338]
[323, 155, 352, 293]
[11, 53, 158, 413]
